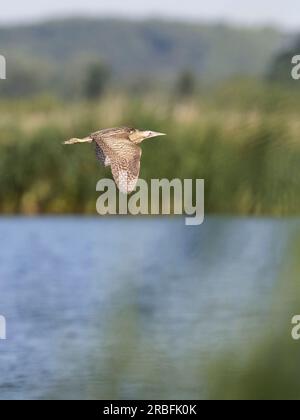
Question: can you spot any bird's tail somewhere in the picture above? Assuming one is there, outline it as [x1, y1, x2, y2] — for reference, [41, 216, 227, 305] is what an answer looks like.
[63, 137, 92, 145]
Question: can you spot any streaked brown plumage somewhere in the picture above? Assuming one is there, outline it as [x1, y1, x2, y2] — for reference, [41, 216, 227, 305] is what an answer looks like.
[63, 126, 165, 194]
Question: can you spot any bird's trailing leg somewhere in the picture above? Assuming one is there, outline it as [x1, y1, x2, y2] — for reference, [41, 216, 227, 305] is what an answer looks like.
[63, 137, 93, 145]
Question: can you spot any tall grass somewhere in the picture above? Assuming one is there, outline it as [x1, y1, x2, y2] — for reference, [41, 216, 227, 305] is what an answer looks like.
[206, 234, 300, 400]
[0, 80, 300, 215]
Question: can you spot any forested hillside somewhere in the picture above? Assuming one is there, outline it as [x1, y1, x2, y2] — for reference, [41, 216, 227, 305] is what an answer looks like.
[0, 18, 285, 97]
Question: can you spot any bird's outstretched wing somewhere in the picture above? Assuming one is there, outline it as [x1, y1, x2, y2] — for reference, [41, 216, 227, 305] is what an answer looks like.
[110, 148, 142, 194]
[95, 143, 111, 167]
[93, 135, 142, 194]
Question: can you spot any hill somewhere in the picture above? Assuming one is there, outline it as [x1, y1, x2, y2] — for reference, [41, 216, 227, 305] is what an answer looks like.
[0, 18, 285, 96]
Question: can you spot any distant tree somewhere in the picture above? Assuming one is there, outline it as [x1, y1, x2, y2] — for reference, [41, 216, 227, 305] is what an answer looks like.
[0, 62, 43, 97]
[84, 62, 110, 100]
[175, 70, 197, 97]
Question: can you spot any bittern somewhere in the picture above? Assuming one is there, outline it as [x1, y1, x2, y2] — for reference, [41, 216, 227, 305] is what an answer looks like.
[63, 127, 165, 194]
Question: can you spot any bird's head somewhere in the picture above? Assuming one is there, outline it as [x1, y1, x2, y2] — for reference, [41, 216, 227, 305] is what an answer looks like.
[128, 128, 166, 144]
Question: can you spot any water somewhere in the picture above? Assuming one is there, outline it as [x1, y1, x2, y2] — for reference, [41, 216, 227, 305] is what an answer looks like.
[0, 217, 294, 400]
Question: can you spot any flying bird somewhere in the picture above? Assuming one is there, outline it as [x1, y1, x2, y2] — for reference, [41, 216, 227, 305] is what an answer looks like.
[63, 127, 165, 194]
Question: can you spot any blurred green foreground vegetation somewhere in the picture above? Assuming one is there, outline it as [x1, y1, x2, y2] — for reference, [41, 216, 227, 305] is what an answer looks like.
[0, 78, 300, 215]
[47, 229, 300, 400]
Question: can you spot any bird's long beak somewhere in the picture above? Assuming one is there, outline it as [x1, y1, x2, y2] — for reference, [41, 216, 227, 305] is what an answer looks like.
[148, 131, 166, 139]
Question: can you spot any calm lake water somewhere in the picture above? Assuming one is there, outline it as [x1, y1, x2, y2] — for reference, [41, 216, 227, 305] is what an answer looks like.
[0, 217, 295, 400]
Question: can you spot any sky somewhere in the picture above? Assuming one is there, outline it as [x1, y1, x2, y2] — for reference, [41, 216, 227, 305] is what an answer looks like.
[1, 0, 300, 29]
